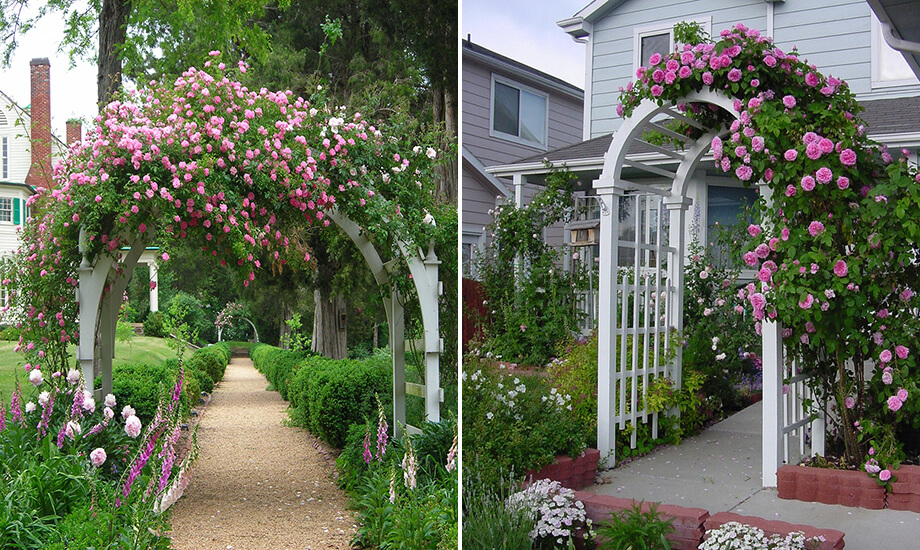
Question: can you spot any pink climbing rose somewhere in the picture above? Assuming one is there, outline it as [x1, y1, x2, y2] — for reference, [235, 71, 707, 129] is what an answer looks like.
[833, 260, 848, 277]
[840, 148, 857, 166]
[880, 349, 893, 363]
[808, 221, 824, 237]
[896, 345, 909, 359]
[879, 469, 892, 481]
[887, 396, 902, 412]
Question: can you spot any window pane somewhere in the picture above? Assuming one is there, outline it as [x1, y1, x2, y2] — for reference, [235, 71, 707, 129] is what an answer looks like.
[2, 138, 7, 179]
[641, 33, 671, 65]
[493, 82, 520, 137]
[0, 198, 11, 222]
[519, 90, 546, 146]
[707, 185, 758, 266]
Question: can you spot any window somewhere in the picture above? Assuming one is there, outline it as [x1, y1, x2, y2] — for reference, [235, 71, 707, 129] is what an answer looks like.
[633, 18, 712, 72]
[871, 13, 918, 88]
[707, 184, 759, 267]
[490, 76, 548, 149]
[0, 198, 10, 222]
[1, 137, 7, 180]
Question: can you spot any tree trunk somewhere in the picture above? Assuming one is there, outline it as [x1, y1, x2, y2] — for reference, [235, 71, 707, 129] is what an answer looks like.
[311, 289, 347, 359]
[278, 301, 292, 349]
[98, 0, 130, 107]
[433, 85, 458, 202]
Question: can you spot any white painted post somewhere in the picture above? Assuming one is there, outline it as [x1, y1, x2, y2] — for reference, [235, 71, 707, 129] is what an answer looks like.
[77, 227, 114, 395]
[390, 291, 406, 440]
[762, 319, 784, 487]
[149, 260, 159, 312]
[421, 241, 441, 424]
[663, 196, 692, 392]
[595, 183, 622, 468]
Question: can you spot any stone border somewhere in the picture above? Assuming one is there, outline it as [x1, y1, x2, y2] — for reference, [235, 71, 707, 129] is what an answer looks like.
[526, 449, 601, 490]
[572, 491, 846, 550]
[777, 464, 886, 509]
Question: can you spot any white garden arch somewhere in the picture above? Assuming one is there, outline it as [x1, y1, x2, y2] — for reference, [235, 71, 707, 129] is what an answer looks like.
[596, 89, 824, 486]
[77, 209, 442, 439]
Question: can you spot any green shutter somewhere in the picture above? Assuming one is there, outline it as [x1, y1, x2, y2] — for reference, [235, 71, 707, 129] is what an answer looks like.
[12, 198, 19, 225]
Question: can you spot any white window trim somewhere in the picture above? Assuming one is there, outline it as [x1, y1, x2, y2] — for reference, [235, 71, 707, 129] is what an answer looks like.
[489, 74, 550, 151]
[633, 17, 712, 74]
[0, 197, 11, 224]
[1, 137, 7, 180]
[870, 13, 920, 89]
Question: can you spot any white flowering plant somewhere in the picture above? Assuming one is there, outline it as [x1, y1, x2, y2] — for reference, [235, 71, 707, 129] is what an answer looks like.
[462, 356, 588, 488]
[506, 479, 593, 548]
[700, 522, 825, 550]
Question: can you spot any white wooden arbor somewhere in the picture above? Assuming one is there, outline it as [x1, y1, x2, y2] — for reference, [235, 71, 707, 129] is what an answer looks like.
[596, 89, 825, 486]
[77, 209, 442, 440]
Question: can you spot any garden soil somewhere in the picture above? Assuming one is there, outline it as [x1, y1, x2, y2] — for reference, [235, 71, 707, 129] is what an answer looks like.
[169, 357, 355, 549]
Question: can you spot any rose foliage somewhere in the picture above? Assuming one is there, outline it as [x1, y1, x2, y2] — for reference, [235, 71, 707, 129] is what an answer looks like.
[2, 51, 447, 376]
[618, 24, 920, 479]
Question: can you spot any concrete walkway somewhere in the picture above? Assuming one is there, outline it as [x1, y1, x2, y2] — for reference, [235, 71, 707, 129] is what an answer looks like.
[169, 357, 355, 550]
[588, 401, 920, 548]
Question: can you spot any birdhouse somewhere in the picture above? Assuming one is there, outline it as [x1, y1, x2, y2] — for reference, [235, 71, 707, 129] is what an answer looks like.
[566, 219, 600, 247]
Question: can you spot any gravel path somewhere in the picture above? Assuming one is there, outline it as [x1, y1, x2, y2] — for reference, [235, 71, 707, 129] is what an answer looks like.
[170, 357, 355, 550]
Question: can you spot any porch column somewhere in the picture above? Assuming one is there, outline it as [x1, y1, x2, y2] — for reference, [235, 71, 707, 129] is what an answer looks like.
[663, 195, 692, 391]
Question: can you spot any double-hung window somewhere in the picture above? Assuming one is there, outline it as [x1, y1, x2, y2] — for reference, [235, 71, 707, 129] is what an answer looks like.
[1, 137, 7, 180]
[0, 198, 11, 223]
[633, 18, 712, 72]
[490, 75, 548, 149]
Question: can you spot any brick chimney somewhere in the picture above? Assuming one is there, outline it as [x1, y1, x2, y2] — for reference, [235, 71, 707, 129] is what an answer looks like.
[66, 119, 82, 147]
[25, 57, 53, 190]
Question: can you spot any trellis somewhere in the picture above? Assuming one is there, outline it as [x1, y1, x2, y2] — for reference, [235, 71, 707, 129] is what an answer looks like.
[77, 209, 442, 439]
[597, 89, 823, 485]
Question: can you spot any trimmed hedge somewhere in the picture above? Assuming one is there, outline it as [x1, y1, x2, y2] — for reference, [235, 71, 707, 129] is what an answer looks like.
[102, 361, 199, 423]
[186, 343, 231, 384]
[251, 344, 391, 449]
[250, 343, 312, 400]
[288, 354, 391, 448]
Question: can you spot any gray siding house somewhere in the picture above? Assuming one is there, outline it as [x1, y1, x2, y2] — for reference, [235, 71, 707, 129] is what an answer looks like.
[461, 39, 584, 276]
[490, 0, 920, 258]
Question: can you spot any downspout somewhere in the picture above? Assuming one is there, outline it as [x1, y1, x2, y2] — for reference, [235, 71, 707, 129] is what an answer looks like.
[766, 1, 774, 39]
[880, 21, 920, 55]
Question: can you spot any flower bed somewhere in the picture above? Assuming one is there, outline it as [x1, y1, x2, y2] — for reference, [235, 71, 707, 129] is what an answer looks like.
[525, 448, 600, 490]
[574, 492, 708, 550]
[777, 465, 886, 509]
[704, 512, 844, 550]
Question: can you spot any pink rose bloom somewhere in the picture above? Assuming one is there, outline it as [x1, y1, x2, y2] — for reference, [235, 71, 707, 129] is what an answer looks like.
[782, 94, 796, 108]
[882, 368, 894, 385]
[752, 136, 765, 152]
[801, 175, 816, 191]
[888, 396, 903, 412]
[748, 224, 762, 237]
[785, 184, 797, 197]
[758, 268, 772, 282]
[844, 396, 855, 409]
[727, 68, 742, 82]
[735, 165, 753, 181]
[649, 53, 662, 66]
[879, 469, 892, 481]
[651, 85, 663, 97]
[784, 149, 798, 161]
[896, 345, 909, 359]
[837, 176, 850, 190]
[899, 289, 914, 302]
[803, 132, 818, 144]
[90, 448, 107, 467]
[808, 221, 824, 236]
[125, 415, 142, 438]
[806, 142, 822, 160]
[764, 168, 774, 181]
[805, 72, 820, 87]
[880, 349, 893, 363]
[865, 459, 881, 474]
[749, 292, 767, 311]
[702, 71, 714, 85]
[743, 251, 759, 266]
[755, 243, 770, 259]
[897, 388, 909, 402]
[839, 148, 857, 166]
[833, 260, 848, 277]
[798, 294, 815, 309]
[816, 167, 833, 184]
[819, 138, 835, 154]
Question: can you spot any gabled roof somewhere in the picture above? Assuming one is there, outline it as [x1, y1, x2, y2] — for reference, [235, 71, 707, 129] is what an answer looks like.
[0, 88, 68, 151]
[462, 39, 584, 101]
[487, 95, 920, 177]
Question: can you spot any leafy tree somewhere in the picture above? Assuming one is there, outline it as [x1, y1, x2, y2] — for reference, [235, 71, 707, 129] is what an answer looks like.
[0, 0, 287, 105]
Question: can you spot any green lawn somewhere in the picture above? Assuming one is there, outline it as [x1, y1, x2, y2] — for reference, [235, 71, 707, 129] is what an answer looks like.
[0, 336, 185, 401]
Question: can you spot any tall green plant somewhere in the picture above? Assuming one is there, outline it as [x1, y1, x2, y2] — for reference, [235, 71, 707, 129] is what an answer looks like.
[475, 167, 588, 366]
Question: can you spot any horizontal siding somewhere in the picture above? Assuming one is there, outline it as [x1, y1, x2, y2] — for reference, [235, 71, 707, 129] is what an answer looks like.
[585, 0, 893, 138]
[462, 52, 584, 168]
[462, 171, 499, 235]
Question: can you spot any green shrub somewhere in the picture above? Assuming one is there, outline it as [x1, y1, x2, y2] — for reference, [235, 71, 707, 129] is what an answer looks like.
[0, 325, 22, 341]
[249, 343, 312, 398]
[142, 311, 166, 338]
[186, 344, 230, 384]
[463, 355, 588, 488]
[288, 353, 391, 448]
[595, 502, 673, 550]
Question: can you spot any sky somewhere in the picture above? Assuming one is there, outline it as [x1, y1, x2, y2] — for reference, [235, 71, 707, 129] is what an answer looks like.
[0, 8, 98, 141]
[462, 0, 590, 90]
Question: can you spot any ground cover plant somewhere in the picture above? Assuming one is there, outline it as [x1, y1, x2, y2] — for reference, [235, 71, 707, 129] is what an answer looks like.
[617, 22, 920, 483]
